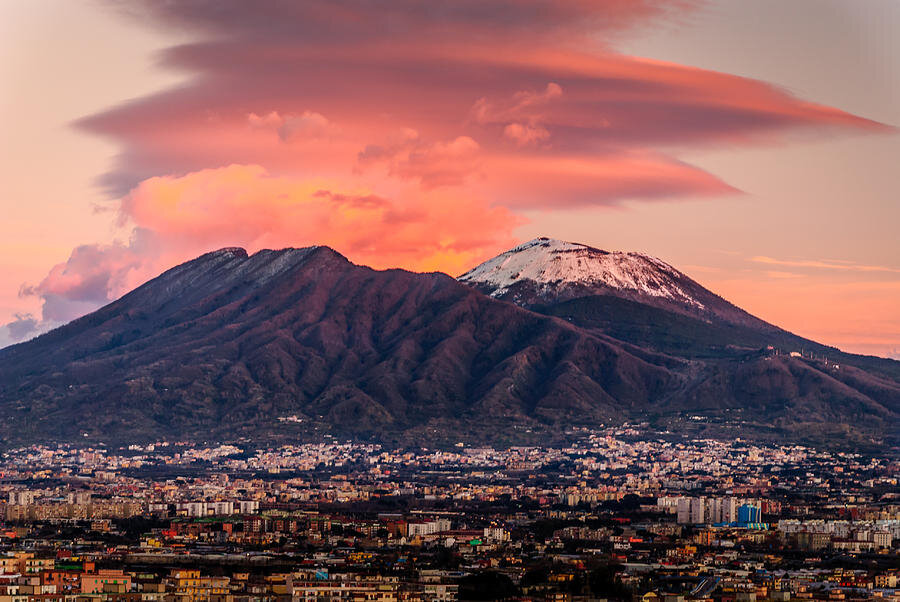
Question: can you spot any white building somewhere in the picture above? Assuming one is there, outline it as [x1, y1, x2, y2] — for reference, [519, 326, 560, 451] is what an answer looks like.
[407, 519, 451, 537]
[238, 500, 260, 514]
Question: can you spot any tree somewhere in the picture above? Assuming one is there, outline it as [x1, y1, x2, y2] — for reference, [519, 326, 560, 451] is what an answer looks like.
[457, 572, 519, 601]
[589, 565, 630, 601]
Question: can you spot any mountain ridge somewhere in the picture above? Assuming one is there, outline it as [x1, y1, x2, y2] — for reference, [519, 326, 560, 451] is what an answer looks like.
[459, 238, 900, 373]
[0, 245, 680, 447]
[0, 241, 897, 451]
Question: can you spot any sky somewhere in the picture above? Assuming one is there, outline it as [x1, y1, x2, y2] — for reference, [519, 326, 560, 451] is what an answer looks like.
[0, 0, 897, 358]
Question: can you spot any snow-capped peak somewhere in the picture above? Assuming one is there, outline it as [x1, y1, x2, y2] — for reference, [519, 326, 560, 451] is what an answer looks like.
[459, 237, 704, 308]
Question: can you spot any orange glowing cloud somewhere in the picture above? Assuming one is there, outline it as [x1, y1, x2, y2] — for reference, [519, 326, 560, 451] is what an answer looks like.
[9, 0, 891, 338]
[122, 164, 517, 273]
[20, 164, 519, 325]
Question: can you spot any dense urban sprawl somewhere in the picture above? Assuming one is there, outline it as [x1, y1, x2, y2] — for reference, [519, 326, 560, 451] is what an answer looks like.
[0, 427, 897, 601]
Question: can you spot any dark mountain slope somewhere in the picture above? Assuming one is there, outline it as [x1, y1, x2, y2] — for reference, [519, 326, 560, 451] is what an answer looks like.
[0, 246, 677, 446]
[537, 294, 900, 383]
[461, 238, 900, 383]
[1, 243, 897, 450]
[459, 238, 899, 448]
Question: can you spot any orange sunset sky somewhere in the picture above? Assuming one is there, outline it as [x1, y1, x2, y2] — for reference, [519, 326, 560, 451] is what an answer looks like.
[1, 0, 898, 358]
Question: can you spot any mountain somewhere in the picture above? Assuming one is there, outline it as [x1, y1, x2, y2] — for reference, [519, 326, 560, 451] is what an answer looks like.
[0, 242, 897, 450]
[459, 237, 774, 330]
[459, 238, 900, 373]
[459, 238, 900, 449]
[0, 246, 678, 447]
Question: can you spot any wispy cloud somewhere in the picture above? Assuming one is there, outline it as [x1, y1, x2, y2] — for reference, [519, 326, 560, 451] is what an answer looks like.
[764, 270, 803, 280]
[751, 256, 900, 274]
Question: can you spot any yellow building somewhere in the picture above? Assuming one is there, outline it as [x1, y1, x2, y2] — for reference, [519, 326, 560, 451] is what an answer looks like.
[167, 570, 230, 602]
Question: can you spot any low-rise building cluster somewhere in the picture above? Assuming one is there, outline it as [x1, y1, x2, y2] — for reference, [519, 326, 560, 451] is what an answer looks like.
[0, 427, 895, 601]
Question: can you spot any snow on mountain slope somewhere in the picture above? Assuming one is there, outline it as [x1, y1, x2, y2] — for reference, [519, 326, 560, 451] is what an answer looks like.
[459, 237, 705, 308]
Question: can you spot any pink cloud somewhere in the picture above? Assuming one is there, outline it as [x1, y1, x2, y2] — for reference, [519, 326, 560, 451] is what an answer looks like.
[15, 241, 146, 330]
[473, 83, 563, 147]
[20, 242, 143, 321]
[246, 111, 283, 129]
[18, 164, 520, 329]
[248, 110, 334, 142]
[76, 30, 887, 201]
[472, 82, 564, 126]
[482, 150, 738, 208]
[503, 123, 551, 146]
[357, 132, 481, 188]
[12, 0, 891, 335]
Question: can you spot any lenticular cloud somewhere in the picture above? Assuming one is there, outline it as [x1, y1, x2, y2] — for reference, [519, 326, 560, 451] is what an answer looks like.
[7, 0, 888, 341]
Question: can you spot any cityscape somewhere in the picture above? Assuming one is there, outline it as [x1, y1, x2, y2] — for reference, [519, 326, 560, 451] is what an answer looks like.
[0, 427, 896, 601]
